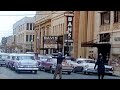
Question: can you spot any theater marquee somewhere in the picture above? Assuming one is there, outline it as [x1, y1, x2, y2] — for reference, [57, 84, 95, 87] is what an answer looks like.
[43, 36, 58, 49]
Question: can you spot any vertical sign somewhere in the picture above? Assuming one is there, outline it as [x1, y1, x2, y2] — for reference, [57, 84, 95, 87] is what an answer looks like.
[67, 16, 73, 40]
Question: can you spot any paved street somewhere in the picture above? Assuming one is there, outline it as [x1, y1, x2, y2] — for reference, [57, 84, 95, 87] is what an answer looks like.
[0, 67, 120, 79]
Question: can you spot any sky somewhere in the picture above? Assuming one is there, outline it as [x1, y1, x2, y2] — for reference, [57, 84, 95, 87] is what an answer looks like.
[0, 11, 36, 41]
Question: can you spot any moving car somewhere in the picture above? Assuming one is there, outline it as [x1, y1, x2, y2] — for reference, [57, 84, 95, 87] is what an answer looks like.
[0, 53, 9, 66]
[43, 58, 73, 74]
[76, 58, 113, 75]
[13, 54, 38, 74]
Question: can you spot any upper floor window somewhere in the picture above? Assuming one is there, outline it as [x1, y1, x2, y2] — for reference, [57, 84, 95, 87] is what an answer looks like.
[30, 23, 32, 30]
[114, 11, 120, 23]
[26, 23, 29, 30]
[100, 11, 110, 25]
[100, 33, 110, 42]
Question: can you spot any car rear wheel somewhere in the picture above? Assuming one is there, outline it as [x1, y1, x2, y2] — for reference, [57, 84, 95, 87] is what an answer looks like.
[16, 70, 20, 73]
[68, 72, 71, 75]
[73, 69, 76, 73]
[43, 67, 47, 72]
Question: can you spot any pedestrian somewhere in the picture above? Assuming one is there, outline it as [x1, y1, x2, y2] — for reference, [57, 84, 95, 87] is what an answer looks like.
[53, 52, 65, 79]
[94, 53, 105, 79]
[80, 56, 81, 58]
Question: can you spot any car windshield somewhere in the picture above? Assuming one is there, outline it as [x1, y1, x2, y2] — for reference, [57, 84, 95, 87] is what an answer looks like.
[16, 56, 35, 60]
[84, 60, 95, 63]
[40, 56, 48, 60]
[0, 55, 8, 59]
[51, 59, 57, 62]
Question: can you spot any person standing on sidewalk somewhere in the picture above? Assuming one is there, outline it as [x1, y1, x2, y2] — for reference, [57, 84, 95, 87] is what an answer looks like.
[53, 52, 65, 79]
[94, 53, 105, 79]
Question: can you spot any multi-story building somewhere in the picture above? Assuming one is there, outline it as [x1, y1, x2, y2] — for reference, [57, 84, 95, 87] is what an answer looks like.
[6, 35, 14, 53]
[34, 11, 95, 58]
[13, 17, 35, 53]
[34, 11, 52, 54]
[1, 37, 7, 52]
[94, 11, 120, 76]
[94, 11, 120, 59]
[72, 11, 95, 58]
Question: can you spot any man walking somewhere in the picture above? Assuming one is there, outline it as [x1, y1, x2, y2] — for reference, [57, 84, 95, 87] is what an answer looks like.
[94, 53, 105, 79]
[53, 52, 65, 79]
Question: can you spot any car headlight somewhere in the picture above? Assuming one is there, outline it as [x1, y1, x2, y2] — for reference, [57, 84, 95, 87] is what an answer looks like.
[53, 63, 56, 67]
[84, 65, 89, 69]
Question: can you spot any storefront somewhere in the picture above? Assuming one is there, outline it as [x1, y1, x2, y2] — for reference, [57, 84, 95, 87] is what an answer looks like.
[43, 36, 63, 54]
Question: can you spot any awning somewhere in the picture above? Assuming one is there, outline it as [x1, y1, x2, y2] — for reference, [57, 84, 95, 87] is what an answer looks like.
[81, 42, 111, 47]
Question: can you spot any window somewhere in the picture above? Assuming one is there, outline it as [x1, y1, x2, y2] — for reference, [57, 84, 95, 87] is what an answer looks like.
[114, 11, 120, 23]
[100, 33, 110, 42]
[33, 35, 34, 42]
[30, 23, 32, 30]
[29, 35, 32, 41]
[26, 35, 28, 42]
[26, 23, 29, 30]
[101, 11, 110, 25]
[33, 23, 34, 30]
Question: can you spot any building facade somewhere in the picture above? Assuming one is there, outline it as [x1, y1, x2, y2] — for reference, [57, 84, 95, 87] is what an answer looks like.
[94, 11, 120, 60]
[34, 11, 95, 58]
[6, 35, 14, 53]
[13, 17, 35, 53]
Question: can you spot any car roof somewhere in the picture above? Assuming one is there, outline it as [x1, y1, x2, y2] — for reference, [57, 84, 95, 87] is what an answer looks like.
[9, 53, 34, 56]
[0, 53, 9, 55]
[76, 58, 94, 61]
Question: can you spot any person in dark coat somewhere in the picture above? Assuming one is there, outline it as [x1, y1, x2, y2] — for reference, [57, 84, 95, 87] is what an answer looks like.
[53, 52, 65, 79]
[94, 53, 105, 79]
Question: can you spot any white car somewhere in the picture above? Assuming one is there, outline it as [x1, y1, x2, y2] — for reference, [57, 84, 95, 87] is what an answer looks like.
[66, 60, 83, 73]
[76, 58, 113, 75]
[13, 54, 38, 74]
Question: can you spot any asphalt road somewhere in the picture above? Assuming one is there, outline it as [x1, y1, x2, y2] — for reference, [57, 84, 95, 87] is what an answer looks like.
[0, 66, 120, 79]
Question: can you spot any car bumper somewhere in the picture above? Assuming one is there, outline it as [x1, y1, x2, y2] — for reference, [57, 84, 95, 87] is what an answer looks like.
[84, 69, 113, 74]
[74, 67, 83, 72]
[105, 71, 113, 74]
[0, 62, 6, 65]
[17, 68, 38, 70]
[52, 68, 73, 72]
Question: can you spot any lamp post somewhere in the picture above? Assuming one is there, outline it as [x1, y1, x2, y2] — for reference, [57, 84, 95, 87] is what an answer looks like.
[31, 40, 33, 52]
[37, 37, 39, 53]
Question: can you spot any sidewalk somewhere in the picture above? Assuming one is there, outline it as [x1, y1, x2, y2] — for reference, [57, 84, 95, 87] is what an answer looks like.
[0, 74, 11, 79]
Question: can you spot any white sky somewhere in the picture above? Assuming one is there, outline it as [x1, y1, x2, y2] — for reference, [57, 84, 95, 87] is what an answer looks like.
[0, 11, 36, 42]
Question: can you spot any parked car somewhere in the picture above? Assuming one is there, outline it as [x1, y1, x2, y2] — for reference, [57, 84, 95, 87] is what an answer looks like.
[36, 55, 49, 70]
[43, 58, 73, 74]
[13, 54, 38, 74]
[0, 53, 9, 66]
[66, 60, 83, 73]
[76, 58, 113, 75]
[5, 53, 18, 69]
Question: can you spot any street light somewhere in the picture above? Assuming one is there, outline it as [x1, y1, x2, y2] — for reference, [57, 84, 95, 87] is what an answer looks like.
[31, 40, 33, 52]
[37, 37, 39, 53]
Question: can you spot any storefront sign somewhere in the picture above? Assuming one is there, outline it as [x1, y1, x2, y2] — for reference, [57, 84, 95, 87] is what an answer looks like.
[67, 16, 73, 40]
[44, 44, 57, 48]
[43, 36, 58, 44]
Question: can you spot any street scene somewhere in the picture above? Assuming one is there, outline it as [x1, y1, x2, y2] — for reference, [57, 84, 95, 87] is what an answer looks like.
[0, 11, 120, 79]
